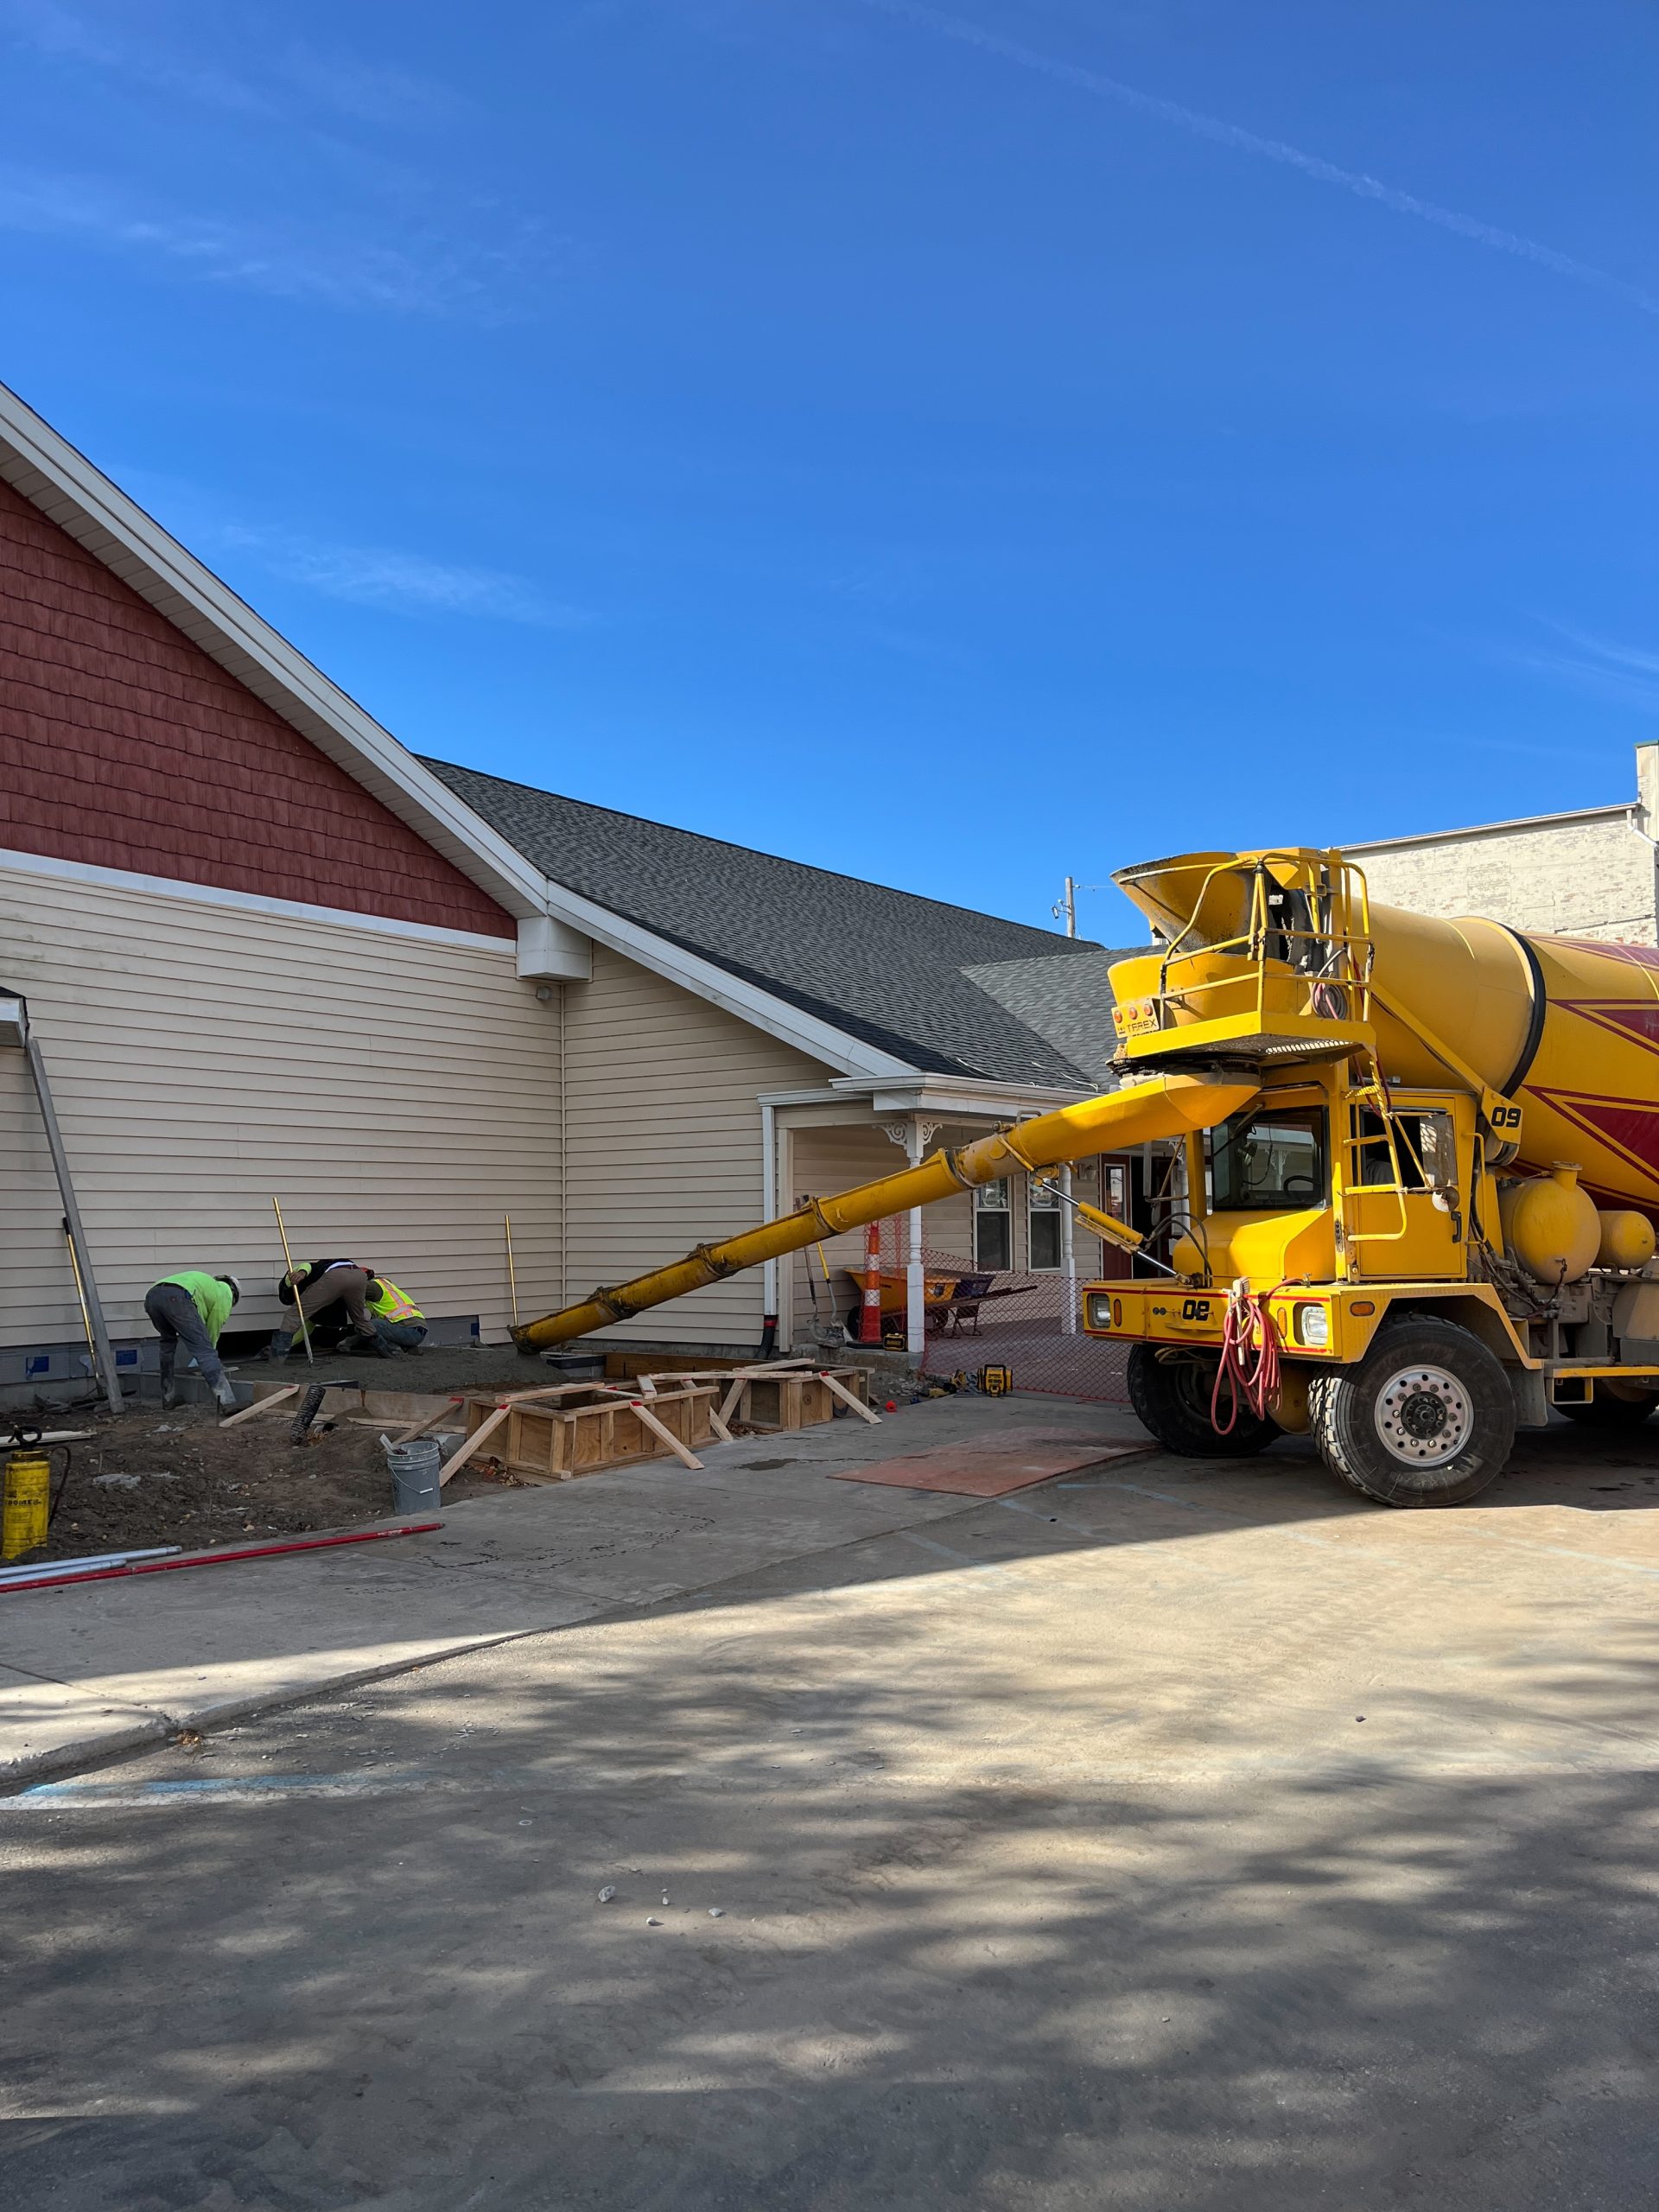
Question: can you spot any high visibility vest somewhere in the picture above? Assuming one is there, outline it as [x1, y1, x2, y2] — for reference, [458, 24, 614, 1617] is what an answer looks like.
[368, 1278, 423, 1324]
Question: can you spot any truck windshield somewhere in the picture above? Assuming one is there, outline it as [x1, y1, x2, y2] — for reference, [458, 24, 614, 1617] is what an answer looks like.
[1209, 1109, 1325, 1211]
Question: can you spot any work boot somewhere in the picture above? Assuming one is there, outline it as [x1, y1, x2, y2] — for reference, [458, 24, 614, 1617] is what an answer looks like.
[160, 1383, 179, 1412]
[260, 1330, 294, 1361]
[345, 1332, 397, 1360]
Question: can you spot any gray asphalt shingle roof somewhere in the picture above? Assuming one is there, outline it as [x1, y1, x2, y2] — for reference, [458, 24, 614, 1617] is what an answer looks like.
[423, 757, 1138, 1087]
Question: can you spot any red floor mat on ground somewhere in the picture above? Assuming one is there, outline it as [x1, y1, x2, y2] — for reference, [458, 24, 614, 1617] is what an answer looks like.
[830, 1429, 1155, 1497]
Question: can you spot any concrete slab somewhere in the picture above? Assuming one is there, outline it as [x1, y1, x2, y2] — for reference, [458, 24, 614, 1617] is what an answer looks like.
[0, 1664, 171, 1784]
[0, 1394, 1141, 1784]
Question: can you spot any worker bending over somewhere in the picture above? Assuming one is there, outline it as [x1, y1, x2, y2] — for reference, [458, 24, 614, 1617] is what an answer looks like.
[144, 1269, 242, 1412]
[270, 1258, 387, 1359]
[366, 1274, 426, 1354]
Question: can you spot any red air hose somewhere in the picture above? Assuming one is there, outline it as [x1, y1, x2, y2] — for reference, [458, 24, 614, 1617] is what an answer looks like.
[1211, 1282, 1283, 1434]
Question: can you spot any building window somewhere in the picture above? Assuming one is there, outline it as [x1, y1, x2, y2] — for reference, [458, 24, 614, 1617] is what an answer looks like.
[974, 1179, 1012, 1270]
[1027, 1176, 1062, 1271]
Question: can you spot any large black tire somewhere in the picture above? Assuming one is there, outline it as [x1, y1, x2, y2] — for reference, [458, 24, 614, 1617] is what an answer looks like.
[1308, 1315, 1514, 1507]
[1554, 1382, 1659, 1428]
[1127, 1344, 1278, 1458]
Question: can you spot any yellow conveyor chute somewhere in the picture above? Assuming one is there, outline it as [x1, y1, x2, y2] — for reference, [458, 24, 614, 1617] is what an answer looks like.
[513, 1069, 1259, 1350]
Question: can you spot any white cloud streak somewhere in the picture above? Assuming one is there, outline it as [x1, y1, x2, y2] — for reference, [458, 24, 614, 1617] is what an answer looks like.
[0, 168, 545, 318]
[855, 0, 1659, 318]
[1516, 625, 1659, 713]
[0, 0, 461, 125]
[213, 523, 587, 627]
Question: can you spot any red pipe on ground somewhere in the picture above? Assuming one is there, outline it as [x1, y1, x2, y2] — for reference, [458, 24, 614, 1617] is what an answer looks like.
[0, 1521, 443, 1596]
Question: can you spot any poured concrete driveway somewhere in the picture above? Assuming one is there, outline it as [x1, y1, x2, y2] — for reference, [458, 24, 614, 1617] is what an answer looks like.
[7, 1422, 1659, 2209]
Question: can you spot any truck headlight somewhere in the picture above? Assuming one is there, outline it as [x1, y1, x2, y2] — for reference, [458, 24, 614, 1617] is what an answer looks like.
[1086, 1294, 1115, 1328]
[1294, 1303, 1330, 1349]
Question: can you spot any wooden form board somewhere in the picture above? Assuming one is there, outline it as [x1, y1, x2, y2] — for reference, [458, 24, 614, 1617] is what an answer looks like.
[716, 1363, 877, 1433]
[459, 1383, 720, 1481]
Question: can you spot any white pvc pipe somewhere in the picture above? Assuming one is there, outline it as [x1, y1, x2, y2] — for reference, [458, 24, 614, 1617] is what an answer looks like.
[0, 1544, 180, 1583]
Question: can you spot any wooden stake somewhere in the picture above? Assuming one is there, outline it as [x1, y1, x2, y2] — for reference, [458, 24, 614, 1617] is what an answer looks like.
[388, 1396, 464, 1445]
[270, 1197, 314, 1364]
[629, 1400, 703, 1471]
[220, 1383, 301, 1429]
[505, 1214, 520, 1331]
[817, 1370, 881, 1425]
[440, 1402, 512, 1485]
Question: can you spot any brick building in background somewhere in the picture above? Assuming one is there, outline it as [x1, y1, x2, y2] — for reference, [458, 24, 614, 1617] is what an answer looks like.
[1351, 744, 1659, 945]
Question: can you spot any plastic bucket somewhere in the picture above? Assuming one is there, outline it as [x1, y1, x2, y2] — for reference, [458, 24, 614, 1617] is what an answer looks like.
[383, 1435, 442, 1514]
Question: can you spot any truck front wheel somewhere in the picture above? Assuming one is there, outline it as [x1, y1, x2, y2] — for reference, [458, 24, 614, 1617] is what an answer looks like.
[1127, 1345, 1278, 1458]
[1307, 1317, 1514, 1507]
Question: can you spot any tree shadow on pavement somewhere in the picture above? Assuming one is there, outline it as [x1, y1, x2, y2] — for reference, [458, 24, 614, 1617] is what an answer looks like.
[8, 1493, 1659, 2212]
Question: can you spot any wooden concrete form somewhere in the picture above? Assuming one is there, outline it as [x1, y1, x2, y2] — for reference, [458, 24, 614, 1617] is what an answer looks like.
[245, 1380, 463, 1426]
[716, 1362, 877, 1433]
[459, 1382, 720, 1482]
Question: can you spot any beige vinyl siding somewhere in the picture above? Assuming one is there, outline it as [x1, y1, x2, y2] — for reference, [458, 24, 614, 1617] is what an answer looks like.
[562, 942, 829, 1349]
[0, 862, 561, 1347]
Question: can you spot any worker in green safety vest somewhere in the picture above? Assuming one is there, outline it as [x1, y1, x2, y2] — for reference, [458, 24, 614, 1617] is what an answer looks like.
[144, 1269, 243, 1413]
[365, 1275, 427, 1355]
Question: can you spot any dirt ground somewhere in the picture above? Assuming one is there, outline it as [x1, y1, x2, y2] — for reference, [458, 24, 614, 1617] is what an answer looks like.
[7, 1342, 919, 1565]
[11, 1397, 532, 1564]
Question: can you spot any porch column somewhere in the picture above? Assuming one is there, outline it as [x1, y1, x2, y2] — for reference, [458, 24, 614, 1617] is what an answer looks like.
[1059, 1162, 1077, 1335]
[881, 1117, 939, 1359]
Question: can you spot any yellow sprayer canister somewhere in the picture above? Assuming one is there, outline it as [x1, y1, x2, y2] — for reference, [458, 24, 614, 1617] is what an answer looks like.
[1500, 1164, 1601, 1286]
[2, 1452, 50, 1561]
[1597, 1210, 1657, 1272]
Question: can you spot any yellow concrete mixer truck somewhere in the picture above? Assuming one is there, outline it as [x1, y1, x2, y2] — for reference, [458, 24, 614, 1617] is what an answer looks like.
[516, 847, 1659, 1507]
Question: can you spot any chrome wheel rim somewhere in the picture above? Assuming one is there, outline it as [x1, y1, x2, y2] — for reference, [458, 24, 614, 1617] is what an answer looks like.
[1373, 1364, 1472, 1468]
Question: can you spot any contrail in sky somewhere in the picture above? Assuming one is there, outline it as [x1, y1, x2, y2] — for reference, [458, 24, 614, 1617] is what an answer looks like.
[855, 0, 1659, 317]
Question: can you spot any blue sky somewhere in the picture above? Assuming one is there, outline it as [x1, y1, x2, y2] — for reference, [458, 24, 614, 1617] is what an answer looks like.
[3, 1, 1656, 943]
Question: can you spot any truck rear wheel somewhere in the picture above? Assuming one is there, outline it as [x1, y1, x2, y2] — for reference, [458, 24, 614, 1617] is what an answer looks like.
[1127, 1344, 1278, 1458]
[1307, 1316, 1514, 1507]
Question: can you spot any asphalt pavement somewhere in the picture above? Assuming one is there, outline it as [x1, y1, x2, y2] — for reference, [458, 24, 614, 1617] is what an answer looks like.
[7, 1418, 1659, 2209]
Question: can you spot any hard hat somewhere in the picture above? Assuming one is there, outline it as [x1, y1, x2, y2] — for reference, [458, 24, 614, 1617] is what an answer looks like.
[217, 1274, 243, 1305]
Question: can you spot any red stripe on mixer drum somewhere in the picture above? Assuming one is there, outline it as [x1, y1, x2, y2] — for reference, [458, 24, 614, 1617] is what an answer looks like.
[1527, 1087, 1659, 1188]
[1556, 1000, 1659, 1049]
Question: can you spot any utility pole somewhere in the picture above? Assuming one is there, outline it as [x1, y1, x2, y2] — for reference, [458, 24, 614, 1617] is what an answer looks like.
[1052, 876, 1077, 938]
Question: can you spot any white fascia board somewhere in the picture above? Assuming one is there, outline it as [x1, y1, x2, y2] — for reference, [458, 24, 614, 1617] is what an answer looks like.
[0, 379, 547, 921]
[0, 845, 517, 950]
[757, 1086, 849, 1108]
[539, 878, 914, 1078]
[831, 1073, 1099, 1119]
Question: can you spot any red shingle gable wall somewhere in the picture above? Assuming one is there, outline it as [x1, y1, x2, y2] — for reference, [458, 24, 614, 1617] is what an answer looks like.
[0, 478, 513, 937]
